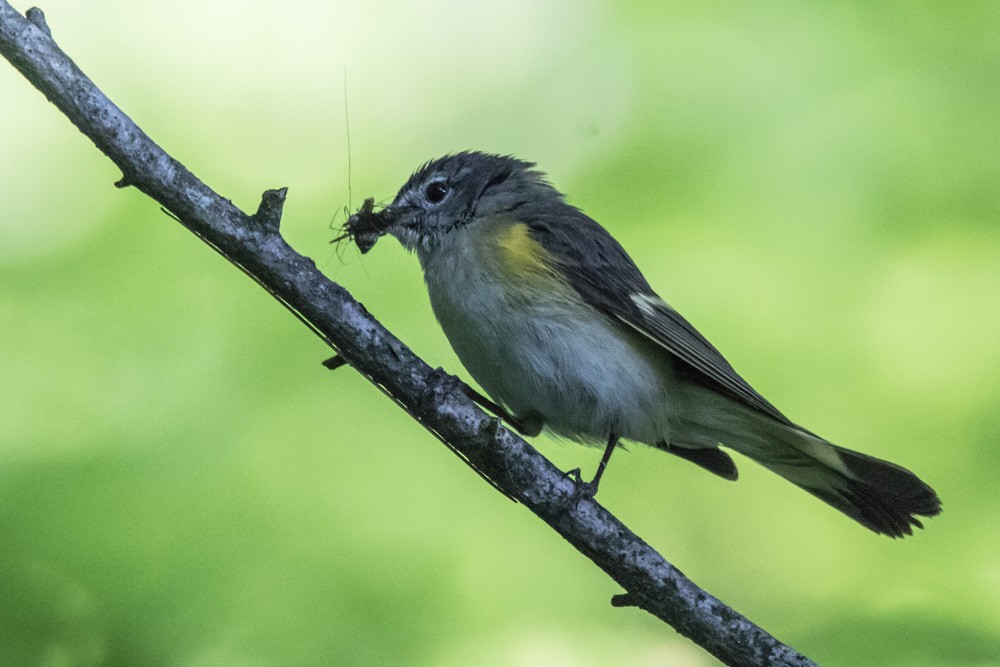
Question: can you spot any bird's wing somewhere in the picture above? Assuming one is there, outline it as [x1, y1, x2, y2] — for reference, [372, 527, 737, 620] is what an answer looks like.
[613, 294, 790, 424]
[527, 212, 791, 425]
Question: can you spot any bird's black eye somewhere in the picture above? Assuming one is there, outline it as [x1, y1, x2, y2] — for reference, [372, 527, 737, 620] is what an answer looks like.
[424, 181, 449, 204]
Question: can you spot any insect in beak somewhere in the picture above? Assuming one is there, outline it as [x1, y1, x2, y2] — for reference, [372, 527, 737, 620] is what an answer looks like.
[331, 197, 391, 254]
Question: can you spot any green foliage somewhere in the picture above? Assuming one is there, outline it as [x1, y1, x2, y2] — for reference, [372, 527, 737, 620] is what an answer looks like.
[2, 1, 998, 665]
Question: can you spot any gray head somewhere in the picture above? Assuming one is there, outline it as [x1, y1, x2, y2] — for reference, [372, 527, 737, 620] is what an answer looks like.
[343, 151, 565, 254]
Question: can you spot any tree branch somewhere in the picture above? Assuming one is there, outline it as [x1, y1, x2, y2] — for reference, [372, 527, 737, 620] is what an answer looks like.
[0, 5, 816, 665]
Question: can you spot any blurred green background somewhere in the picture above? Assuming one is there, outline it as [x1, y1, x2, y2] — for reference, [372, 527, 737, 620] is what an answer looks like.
[2, 1, 998, 665]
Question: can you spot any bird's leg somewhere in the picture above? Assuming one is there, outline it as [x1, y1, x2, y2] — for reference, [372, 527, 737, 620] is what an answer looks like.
[461, 385, 542, 437]
[567, 433, 620, 498]
[588, 433, 618, 496]
[592, 433, 620, 489]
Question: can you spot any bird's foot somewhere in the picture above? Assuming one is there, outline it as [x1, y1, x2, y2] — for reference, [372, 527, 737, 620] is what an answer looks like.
[562, 468, 599, 499]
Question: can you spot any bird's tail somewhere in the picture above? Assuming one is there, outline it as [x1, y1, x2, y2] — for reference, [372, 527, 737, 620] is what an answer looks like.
[749, 431, 942, 537]
[675, 390, 942, 537]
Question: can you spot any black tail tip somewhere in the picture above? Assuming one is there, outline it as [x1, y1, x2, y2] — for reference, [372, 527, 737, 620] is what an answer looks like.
[834, 450, 942, 538]
[844, 485, 941, 538]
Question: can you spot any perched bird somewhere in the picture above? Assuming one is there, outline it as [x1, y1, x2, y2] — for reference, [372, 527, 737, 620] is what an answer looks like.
[338, 151, 941, 537]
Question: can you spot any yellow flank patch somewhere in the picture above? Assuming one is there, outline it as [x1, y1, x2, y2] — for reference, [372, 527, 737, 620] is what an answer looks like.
[496, 223, 561, 284]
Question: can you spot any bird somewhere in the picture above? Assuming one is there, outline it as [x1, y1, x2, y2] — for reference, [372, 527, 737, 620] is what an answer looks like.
[337, 151, 941, 538]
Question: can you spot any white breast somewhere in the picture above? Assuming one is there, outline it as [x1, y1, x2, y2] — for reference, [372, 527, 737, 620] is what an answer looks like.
[417, 229, 676, 446]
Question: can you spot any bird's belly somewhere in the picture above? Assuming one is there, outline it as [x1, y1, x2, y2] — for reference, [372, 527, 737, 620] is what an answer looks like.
[430, 284, 676, 445]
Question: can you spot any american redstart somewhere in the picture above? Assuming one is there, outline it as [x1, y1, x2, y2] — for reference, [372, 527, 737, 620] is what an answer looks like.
[337, 151, 941, 537]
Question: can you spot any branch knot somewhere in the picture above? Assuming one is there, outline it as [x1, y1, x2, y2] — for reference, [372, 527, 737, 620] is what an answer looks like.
[25, 8, 51, 37]
[252, 187, 288, 232]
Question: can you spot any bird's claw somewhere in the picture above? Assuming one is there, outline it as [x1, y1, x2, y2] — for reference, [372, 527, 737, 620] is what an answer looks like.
[562, 468, 598, 499]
